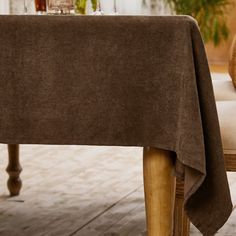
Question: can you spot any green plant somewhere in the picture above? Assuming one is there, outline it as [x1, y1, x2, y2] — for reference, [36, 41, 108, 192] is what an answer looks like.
[74, 0, 97, 14]
[164, 0, 232, 46]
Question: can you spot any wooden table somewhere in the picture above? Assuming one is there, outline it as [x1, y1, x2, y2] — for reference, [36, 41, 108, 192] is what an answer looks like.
[0, 15, 231, 236]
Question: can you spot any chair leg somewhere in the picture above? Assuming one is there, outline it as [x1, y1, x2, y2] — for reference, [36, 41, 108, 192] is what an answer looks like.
[6, 144, 22, 196]
[174, 180, 190, 236]
[143, 147, 176, 236]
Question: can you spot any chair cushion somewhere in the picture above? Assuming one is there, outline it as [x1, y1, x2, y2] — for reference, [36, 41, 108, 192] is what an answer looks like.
[211, 72, 231, 81]
[212, 79, 236, 101]
[228, 35, 236, 88]
[216, 101, 236, 154]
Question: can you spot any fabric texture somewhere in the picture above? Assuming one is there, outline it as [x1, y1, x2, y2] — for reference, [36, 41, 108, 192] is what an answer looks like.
[0, 15, 232, 235]
[229, 35, 236, 88]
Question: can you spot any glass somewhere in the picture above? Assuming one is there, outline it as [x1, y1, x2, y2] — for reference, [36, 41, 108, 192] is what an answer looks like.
[110, 0, 118, 15]
[23, 0, 36, 14]
[47, 0, 74, 14]
[74, 0, 104, 15]
[24, 0, 28, 14]
[35, 0, 47, 14]
[93, 0, 103, 15]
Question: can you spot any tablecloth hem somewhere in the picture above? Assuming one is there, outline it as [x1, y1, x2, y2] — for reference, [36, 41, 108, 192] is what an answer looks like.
[186, 202, 233, 236]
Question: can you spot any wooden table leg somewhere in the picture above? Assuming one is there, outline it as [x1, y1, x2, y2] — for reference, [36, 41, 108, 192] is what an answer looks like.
[6, 144, 22, 196]
[174, 180, 190, 236]
[143, 147, 176, 236]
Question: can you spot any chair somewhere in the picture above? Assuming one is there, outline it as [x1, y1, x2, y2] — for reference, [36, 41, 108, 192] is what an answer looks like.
[174, 37, 236, 235]
[174, 102, 236, 235]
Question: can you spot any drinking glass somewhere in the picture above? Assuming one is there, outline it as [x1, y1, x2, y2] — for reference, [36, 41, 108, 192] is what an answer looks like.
[47, 0, 74, 14]
[110, 0, 118, 15]
[35, 0, 47, 14]
[24, 0, 28, 14]
[93, 0, 103, 15]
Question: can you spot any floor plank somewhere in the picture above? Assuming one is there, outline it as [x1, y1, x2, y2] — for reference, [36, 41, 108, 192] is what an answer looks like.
[74, 187, 145, 236]
[0, 141, 235, 236]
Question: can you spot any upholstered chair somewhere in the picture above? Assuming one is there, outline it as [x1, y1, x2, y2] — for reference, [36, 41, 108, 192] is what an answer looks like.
[174, 36, 236, 236]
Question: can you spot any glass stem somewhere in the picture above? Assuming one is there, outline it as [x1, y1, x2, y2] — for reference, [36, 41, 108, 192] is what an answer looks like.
[24, 0, 27, 14]
[114, 0, 117, 13]
[97, 0, 101, 12]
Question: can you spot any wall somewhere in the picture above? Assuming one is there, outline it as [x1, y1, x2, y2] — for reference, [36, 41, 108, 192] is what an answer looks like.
[0, 0, 9, 14]
[205, 0, 236, 65]
[9, 0, 35, 14]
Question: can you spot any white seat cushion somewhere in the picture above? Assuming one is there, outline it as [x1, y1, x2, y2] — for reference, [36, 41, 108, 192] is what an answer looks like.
[212, 79, 236, 101]
[211, 72, 232, 81]
[216, 101, 236, 154]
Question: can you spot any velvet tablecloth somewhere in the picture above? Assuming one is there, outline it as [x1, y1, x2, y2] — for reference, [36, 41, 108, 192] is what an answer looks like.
[0, 15, 232, 235]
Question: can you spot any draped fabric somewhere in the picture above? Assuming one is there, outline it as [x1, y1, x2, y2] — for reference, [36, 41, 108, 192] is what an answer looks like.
[0, 15, 232, 235]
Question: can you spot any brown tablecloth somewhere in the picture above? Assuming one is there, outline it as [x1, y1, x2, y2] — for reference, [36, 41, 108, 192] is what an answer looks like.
[0, 15, 232, 235]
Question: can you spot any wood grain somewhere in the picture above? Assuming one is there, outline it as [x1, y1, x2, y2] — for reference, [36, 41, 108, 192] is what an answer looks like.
[174, 153, 236, 236]
[225, 154, 236, 172]
[143, 147, 176, 236]
[0, 145, 235, 235]
[6, 144, 22, 196]
[174, 179, 190, 236]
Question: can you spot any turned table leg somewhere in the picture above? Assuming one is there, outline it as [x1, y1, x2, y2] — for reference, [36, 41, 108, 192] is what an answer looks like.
[174, 180, 190, 236]
[6, 144, 22, 196]
[143, 147, 176, 236]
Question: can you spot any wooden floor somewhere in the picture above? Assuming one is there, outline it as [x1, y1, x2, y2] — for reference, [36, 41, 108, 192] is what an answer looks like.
[209, 64, 228, 73]
[0, 143, 236, 236]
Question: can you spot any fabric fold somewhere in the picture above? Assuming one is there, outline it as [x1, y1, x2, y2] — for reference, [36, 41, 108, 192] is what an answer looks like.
[0, 15, 232, 235]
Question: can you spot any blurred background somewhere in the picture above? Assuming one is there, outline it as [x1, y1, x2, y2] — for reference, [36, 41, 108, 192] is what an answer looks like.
[0, 0, 168, 15]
